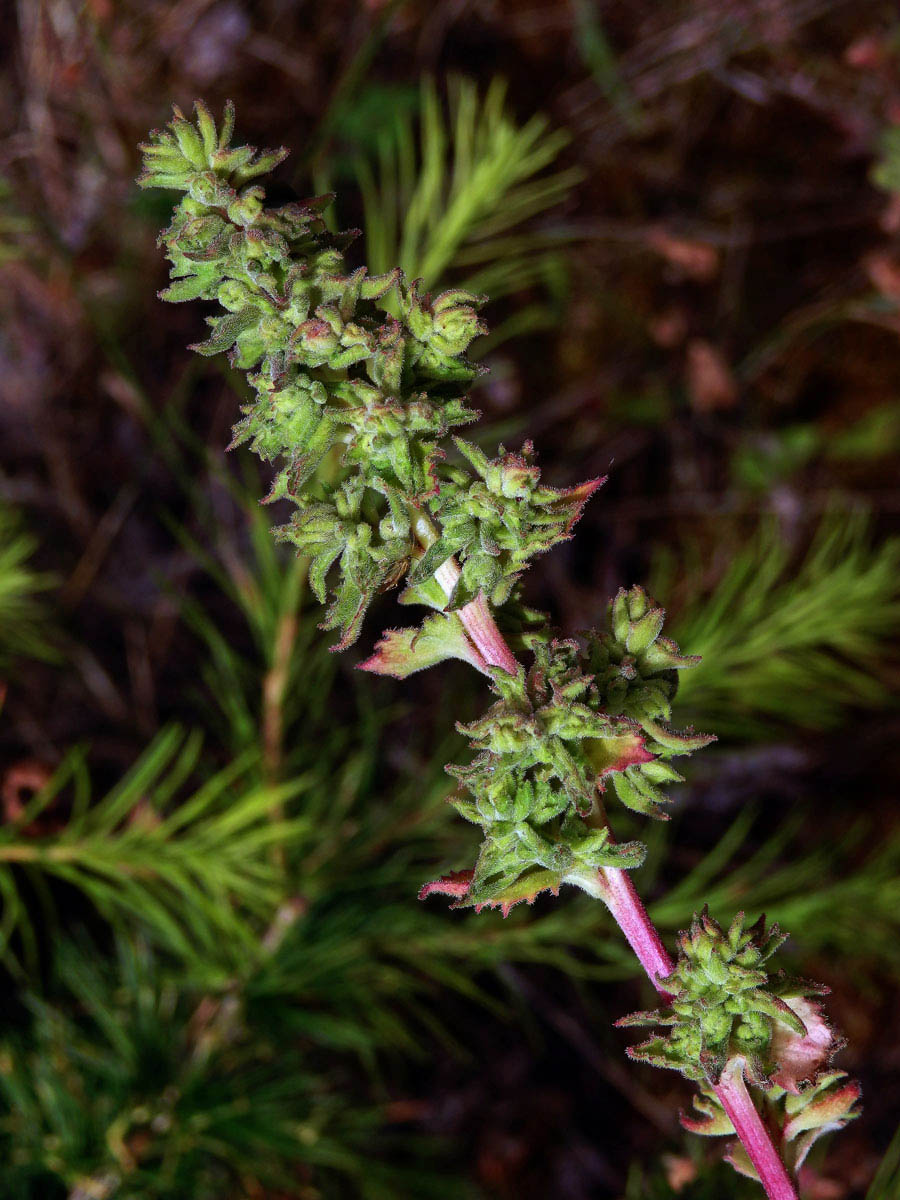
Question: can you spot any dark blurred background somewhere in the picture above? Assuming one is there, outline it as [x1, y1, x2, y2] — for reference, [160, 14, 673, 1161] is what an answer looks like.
[1, 2, 900, 1198]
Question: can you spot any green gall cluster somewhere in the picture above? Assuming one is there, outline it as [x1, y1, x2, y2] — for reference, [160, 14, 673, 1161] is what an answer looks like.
[617, 910, 828, 1086]
[415, 441, 603, 609]
[581, 585, 714, 818]
[424, 602, 710, 911]
[140, 102, 602, 654]
[592, 585, 702, 721]
[141, 103, 495, 651]
[138, 99, 289, 200]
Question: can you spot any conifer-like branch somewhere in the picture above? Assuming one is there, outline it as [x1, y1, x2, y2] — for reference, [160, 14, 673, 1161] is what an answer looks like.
[355, 75, 579, 299]
[0, 500, 58, 669]
[0, 726, 304, 972]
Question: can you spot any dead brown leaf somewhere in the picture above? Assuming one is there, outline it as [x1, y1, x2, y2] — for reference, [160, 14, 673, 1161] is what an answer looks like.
[686, 339, 738, 412]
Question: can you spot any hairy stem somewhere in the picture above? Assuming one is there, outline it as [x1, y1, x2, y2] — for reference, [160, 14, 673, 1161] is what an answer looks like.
[569, 801, 675, 998]
[601, 867, 675, 996]
[567, 863, 675, 1001]
[714, 1060, 799, 1200]
[435, 561, 519, 675]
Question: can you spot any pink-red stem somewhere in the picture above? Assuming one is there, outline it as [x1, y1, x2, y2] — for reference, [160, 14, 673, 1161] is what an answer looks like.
[427, 543, 518, 674]
[715, 1063, 799, 1200]
[598, 865, 676, 1001]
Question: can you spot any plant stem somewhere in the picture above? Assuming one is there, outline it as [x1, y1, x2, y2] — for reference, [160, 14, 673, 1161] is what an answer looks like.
[605, 868, 675, 996]
[435, 560, 518, 675]
[572, 802, 676, 999]
[410, 507, 518, 674]
[413, 515, 794, 1200]
[566, 861, 675, 1001]
[714, 1060, 799, 1200]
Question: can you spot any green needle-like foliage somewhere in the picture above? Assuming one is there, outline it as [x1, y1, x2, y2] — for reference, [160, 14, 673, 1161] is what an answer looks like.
[354, 76, 580, 300]
[0, 726, 305, 975]
[0, 937, 457, 1200]
[652, 809, 900, 983]
[661, 512, 900, 737]
[0, 513, 704, 1197]
[0, 502, 57, 669]
[167, 473, 328, 769]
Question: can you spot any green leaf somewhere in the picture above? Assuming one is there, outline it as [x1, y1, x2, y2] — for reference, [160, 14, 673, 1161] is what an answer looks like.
[189, 307, 259, 356]
[358, 612, 489, 679]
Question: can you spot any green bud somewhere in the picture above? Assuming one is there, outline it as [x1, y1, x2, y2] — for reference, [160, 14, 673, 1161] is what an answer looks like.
[172, 119, 206, 169]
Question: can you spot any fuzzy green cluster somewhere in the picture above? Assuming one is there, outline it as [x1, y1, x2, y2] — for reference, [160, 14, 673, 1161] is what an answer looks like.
[661, 911, 862, 1183]
[446, 639, 646, 909]
[139, 101, 596, 650]
[421, 588, 711, 910]
[618, 910, 821, 1085]
[414, 439, 602, 609]
[583, 586, 713, 817]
